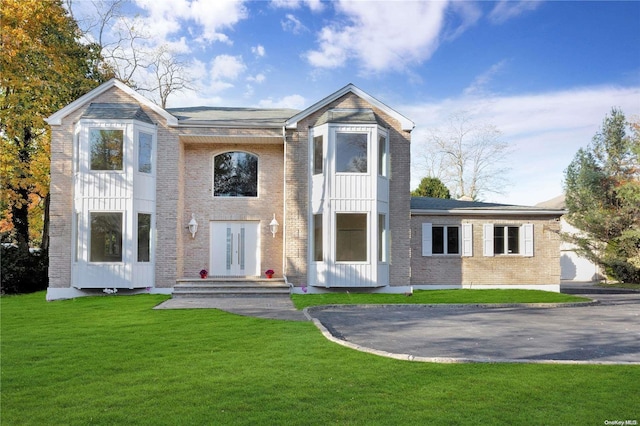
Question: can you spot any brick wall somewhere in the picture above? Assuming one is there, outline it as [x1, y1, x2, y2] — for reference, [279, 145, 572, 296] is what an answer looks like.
[180, 140, 284, 278]
[410, 214, 562, 285]
[49, 87, 178, 289]
[286, 92, 412, 286]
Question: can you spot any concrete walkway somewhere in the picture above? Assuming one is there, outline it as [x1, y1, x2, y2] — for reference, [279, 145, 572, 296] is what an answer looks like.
[155, 283, 640, 364]
[155, 296, 307, 321]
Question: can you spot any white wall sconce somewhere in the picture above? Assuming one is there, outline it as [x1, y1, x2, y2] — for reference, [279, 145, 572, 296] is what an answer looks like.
[269, 214, 279, 238]
[188, 213, 198, 238]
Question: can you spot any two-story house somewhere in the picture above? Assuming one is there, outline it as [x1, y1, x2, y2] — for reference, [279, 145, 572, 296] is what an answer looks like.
[45, 79, 413, 299]
[45, 79, 564, 300]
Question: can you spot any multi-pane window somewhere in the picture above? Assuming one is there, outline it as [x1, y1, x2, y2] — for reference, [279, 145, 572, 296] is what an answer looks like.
[137, 213, 151, 262]
[313, 214, 323, 261]
[214, 152, 258, 197]
[90, 129, 123, 170]
[494, 225, 520, 255]
[90, 212, 122, 262]
[138, 132, 153, 173]
[336, 213, 367, 261]
[336, 133, 368, 173]
[432, 225, 460, 255]
[313, 135, 323, 175]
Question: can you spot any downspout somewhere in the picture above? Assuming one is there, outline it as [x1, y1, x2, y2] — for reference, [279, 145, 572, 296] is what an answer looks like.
[282, 125, 290, 290]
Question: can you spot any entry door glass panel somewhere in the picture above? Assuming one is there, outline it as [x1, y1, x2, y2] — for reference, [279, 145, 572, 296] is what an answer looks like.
[212, 221, 258, 276]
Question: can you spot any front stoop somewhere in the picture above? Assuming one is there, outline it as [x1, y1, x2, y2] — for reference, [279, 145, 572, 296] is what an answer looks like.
[173, 278, 289, 298]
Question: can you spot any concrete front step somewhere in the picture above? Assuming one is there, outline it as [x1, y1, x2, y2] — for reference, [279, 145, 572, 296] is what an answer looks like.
[173, 278, 289, 298]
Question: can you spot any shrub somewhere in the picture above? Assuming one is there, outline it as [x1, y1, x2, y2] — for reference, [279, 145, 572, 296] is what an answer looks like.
[1, 245, 48, 294]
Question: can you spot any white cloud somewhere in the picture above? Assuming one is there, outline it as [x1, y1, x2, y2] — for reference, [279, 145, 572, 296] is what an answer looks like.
[463, 60, 509, 97]
[251, 45, 266, 57]
[189, 0, 248, 43]
[281, 14, 308, 34]
[489, 0, 543, 25]
[210, 55, 246, 81]
[271, 0, 324, 12]
[132, 0, 248, 45]
[405, 85, 640, 205]
[247, 73, 266, 83]
[258, 94, 306, 109]
[306, 1, 449, 73]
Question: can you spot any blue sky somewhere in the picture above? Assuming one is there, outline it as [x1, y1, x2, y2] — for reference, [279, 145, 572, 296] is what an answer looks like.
[71, 0, 640, 205]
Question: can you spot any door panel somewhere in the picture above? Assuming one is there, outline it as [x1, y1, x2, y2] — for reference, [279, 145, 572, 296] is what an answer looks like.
[210, 221, 259, 276]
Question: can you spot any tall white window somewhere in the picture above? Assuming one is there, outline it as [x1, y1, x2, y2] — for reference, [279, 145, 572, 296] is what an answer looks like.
[313, 135, 323, 175]
[336, 133, 368, 173]
[90, 129, 123, 171]
[137, 213, 151, 262]
[138, 132, 153, 173]
[313, 214, 323, 261]
[378, 134, 388, 177]
[336, 213, 367, 261]
[90, 212, 122, 262]
[378, 214, 388, 262]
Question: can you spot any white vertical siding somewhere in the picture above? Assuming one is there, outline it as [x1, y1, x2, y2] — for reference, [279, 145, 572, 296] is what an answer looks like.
[308, 124, 389, 288]
[73, 120, 156, 289]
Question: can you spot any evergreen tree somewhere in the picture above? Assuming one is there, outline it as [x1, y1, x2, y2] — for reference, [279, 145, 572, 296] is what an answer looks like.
[564, 109, 640, 283]
[411, 177, 451, 199]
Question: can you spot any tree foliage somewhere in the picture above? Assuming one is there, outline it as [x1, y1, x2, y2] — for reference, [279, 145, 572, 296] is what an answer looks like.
[1, 0, 109, 291]
[411, 177, 451, 199]
[564, 109, 640, 283]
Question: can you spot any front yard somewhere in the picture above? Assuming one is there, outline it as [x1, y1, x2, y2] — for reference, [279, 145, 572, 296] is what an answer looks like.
[1, 292, 637, 425]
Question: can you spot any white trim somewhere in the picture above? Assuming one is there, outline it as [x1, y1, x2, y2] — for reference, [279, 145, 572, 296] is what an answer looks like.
[290, 283, 561, 294]
[285, 83, 414, 131]
[46, 287, 173, 301]
[461, 223, 473, 257]
[522, 223, 534, 257]
[421, 223, 432, 256]
[412, 208, 565, 216]
[483, 223, 494, 257]
[411, 284, 561, 293]
[45, 79, 178, 127]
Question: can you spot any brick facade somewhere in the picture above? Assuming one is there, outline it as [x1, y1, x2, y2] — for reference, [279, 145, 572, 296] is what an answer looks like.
[46, 79, 563, 297]
[410, 214, 563, 286]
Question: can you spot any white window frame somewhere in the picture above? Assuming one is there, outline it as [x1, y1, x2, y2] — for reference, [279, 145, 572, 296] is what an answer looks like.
[422, 223, 473, 257]
[483, 223, 534, 257]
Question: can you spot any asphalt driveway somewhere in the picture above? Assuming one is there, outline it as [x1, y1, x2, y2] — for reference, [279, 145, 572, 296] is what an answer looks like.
[307, 289, 640, 364]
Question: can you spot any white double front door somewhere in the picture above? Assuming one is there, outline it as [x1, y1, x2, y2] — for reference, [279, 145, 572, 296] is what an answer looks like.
[210, 221, 260, 277]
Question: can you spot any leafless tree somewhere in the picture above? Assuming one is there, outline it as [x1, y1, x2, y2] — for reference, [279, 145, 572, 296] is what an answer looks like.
[419, 112, 512, 200]
[143, 45, 194, 108]
[67, 0, 194, 106]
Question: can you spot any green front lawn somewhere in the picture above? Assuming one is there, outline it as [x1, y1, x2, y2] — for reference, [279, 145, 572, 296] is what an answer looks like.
[291, 289, 589, 309]
[1, 292, 636, 425]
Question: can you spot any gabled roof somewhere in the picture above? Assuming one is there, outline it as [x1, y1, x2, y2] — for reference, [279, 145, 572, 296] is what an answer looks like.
[46, 79, 178, 127]
[411, 197, 566, 216]
[82, 103, 154, 124]
[166, 106, 299, 128]
[285, 83, 414, 131]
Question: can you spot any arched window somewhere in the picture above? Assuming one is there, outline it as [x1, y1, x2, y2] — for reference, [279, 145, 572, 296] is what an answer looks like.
[213, 152, 258, 197]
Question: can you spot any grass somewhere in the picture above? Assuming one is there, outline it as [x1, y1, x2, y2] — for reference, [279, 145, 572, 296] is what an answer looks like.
[596, 282, 640, 290]
[291, 289, 590, 309]
[2, 292, 637, 425]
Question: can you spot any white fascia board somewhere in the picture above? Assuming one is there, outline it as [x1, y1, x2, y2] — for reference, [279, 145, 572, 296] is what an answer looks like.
[411, 209, 567, 217]
[45, 79, 178, 127]
[285, 83, 415, 131]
